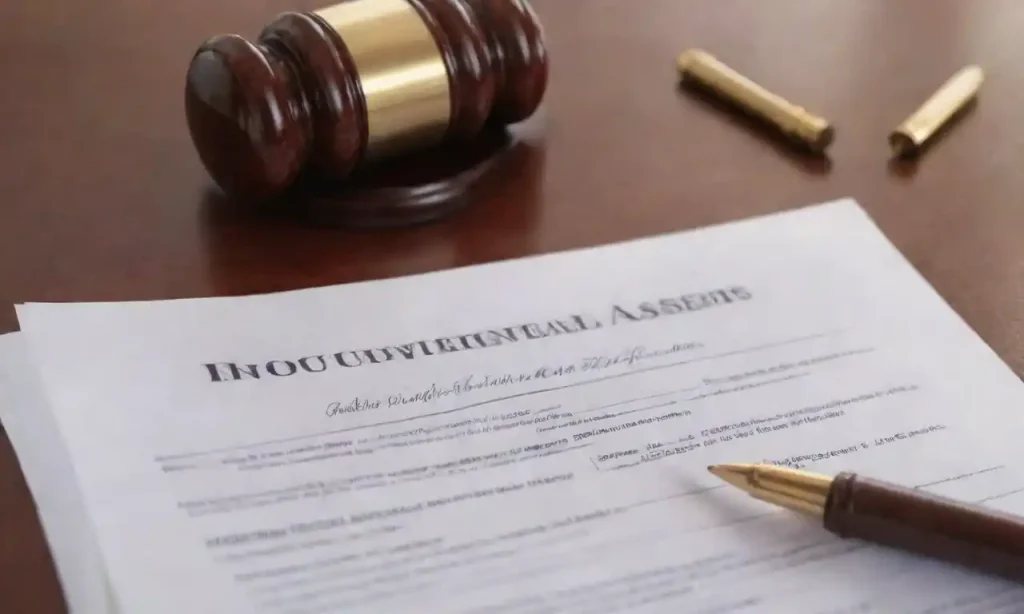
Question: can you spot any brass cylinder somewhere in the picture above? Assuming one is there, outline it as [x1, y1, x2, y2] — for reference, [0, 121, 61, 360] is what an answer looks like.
[889, 65, 983, 157]
[676, 49, 833, 153]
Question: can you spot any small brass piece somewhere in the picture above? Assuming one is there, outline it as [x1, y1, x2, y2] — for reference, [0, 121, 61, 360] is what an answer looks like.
[676, 49, 834, 153]
[889, 65, 983, 157]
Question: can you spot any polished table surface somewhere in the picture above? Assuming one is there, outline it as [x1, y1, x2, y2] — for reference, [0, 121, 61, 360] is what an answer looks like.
[3, 0, 1024, 610]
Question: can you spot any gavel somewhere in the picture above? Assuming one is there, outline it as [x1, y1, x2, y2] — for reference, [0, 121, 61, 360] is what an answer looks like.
[185, 0, 548, 203]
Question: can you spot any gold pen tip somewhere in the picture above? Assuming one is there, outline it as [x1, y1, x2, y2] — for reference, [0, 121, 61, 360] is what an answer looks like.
[706, 463, 758, 490]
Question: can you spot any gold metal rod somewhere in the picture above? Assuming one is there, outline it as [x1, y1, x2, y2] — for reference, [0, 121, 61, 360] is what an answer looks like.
[676, 49, 834, 153]
[889, 65, 983, 157]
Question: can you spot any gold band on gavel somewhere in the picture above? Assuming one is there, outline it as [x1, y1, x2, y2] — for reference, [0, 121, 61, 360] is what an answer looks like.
[677, 49, 834, 153]
[315, 0, 452, 158]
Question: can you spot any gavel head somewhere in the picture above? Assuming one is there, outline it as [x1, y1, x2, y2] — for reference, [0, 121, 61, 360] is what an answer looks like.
[184, 0, 548, 202]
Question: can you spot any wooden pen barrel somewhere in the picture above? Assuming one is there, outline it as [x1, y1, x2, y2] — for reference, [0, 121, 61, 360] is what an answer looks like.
[184, 0, 548, 202]
[825, 472, 1024, 583]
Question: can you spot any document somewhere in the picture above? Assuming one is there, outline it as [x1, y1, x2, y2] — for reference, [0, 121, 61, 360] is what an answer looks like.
[13, 198, 1024, 613]
[0, 333, 115, 614]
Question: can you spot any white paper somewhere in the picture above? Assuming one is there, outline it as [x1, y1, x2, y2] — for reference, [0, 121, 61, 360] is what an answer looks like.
[14, 198, 1024, 613]
[0, 333, 116, 614]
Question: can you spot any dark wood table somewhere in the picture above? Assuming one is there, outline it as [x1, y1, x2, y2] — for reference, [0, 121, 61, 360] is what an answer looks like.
[3, 0, 1024, 610]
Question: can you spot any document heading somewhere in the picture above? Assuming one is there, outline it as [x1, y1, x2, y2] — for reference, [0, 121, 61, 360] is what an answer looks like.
[203, 286, 752, 383]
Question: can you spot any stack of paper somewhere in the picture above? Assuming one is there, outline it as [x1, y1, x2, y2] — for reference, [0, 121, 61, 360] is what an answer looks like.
[4, 198, 1024, 613]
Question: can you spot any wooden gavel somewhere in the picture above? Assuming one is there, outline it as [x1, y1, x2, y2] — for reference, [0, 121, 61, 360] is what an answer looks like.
[184, 0, 548, 202]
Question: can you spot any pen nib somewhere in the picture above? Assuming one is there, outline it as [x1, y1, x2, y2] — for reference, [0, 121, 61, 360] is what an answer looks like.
[707, 463, 757, 492]
[706, 463, 832, 516]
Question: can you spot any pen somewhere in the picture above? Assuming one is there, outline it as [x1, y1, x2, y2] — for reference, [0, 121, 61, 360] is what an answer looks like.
[708, 463, 1024, 584]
